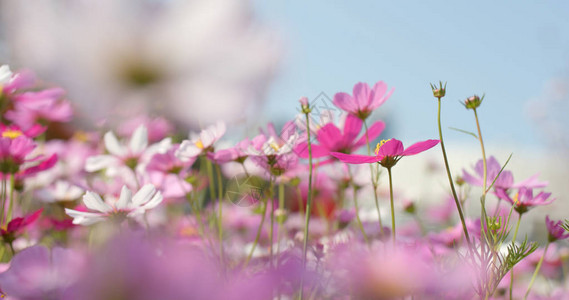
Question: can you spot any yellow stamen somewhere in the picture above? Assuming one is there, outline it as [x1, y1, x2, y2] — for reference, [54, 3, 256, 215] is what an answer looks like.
[269, 142, 281, 152]
[1, 129, 23, 139]
[374, 139, 392, 155]
[513, 192, 520, 206]
[195, 139, 204, 149]
[73, 131, 89, 142]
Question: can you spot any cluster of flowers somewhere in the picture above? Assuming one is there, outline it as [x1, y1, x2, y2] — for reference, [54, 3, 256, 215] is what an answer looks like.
[0, 65, 565, 300]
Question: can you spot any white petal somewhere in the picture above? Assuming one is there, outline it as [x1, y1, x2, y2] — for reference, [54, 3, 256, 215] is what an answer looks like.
[115, 186, 132, 210]
[85, 155, 119, 172]
[0, 65, 12, 84]
[129, 125, 148, 155]
[82, 191, 112, 213]
[65, 209, 106, 226]
[175, 140, 201, 161]
[104, 131, 126, 157]
[139, 192, 163, 211]
[132, 184, 157, 207]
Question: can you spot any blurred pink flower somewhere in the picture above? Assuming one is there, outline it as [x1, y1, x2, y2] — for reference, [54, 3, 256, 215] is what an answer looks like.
[545, 216, 569, 242]
[333, 81, 394, 120]
[495, 187, 554, 214]
[1, 209, 43, 243]
[176, 121, 226, 160]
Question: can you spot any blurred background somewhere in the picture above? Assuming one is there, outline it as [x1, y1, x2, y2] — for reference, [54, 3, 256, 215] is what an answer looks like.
[1, 0, 568, 234]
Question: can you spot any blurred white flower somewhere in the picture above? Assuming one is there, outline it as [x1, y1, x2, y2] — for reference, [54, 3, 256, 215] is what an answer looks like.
[0, 0, 281, 127]
[0, 64, 12, 84]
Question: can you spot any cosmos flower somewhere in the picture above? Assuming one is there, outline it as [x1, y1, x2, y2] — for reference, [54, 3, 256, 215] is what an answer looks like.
[333, 81, 394, 120]
[545, 216, 569, 242]
[294, 114, 385, 159]
[85, 125, 171, 185]
[495, 187, 554, 214]
[331, 138, 439, 168]
[175, 121, 226, 160]
[1, 209, 43, 244]
[64, 184, 163, 226]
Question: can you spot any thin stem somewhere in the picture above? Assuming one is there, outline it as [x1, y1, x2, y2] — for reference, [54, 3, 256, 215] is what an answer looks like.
[363, 121, 384, 236]
[6, 174, 14, 222]
[437, 98, 471, 246]
[509, 214, 523, 300]
[524, 242, 550, 300]
[244, 198, 268, 267]
[300, 111, 315, 300]
[215, 164, 225, 268]
[269, 176, 275, 268]
[473, 109, 488, 196]
[276, 182, 285, 257]
[387, 167, 396, 246]
[0, 178, 5, 227]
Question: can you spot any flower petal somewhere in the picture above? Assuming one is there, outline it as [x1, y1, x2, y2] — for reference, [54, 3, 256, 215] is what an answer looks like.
[377, 139, 404, 157]
[331, 152, 378, 164]
[401, 139, 439, 156]
[85, 155, 119, 172]
[65, 209, 106, 225]
[132, 184, 157, 207]
[115, 186, 132, 210]
[333, 92, 357, 113]
[82, 191, 112, 213]
[353, 120, 385, 149]
[129, 125, 148, 155]
[352, 82, 371, 110]
[104, 131, 126, 157]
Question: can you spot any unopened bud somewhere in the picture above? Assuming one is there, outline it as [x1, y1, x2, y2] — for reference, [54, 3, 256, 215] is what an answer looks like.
[464, 94, 483, 110]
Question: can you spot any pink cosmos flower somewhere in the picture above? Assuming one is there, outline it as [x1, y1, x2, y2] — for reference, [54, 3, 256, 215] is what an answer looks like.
[146, 144, 195, 199]
[331, 138, 439, 168]
[495, 187, 554, 214]
[247, 122, 299, 176]
[0, 127, 58, 178]
[64, 184, 163, 226]
[462, 156, 548, 191]
[545, 216, 569, 242]
[5, 87, 73, 130]
[176, 121, 226, 160]
[333, 81, 394, 120]
[294, 114, 385, 159]
[1, 209, 43, 243]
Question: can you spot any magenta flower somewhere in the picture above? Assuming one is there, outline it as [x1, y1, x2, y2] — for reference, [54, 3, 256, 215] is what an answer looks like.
[0, 128, 57, 178]
[545, 216, 569, 242]
[331, 138, 439, 168]
[295, 114, 385, 159]
[333, 81, 394, 120]
[1, 208, 43, 244]
[5, 87, 73, 130]
[462, 156, 548, 191]
[495, 187, 554, 214]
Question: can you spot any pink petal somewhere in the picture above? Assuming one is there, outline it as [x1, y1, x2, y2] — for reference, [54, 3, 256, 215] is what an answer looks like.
[402, 139, 440, 156]
[293, 143, 329, 159]
[342, 114, 363, 143]
[333, 92, 357, 113]
[377, 139, 404, 157]
[353, 120, 385, 149]
[316, 123, 342, 150]
[330, 152, 378, 164]
[353, 82, 371, 110]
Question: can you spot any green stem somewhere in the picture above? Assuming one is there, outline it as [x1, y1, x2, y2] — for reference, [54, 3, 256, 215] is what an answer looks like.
[524, 242, 550, 300]
[0, 179, 5, 227]
[244, 198, 268, 267]
[7, 174, 14, 223]
[387, 167, 396, 246]
[276, 182, 285, 257]
[509, 214, 523, 300]
[268, 176, 275, 268]
[300, 111, 315, 300]
[363, 121, 384, 236]
[215, 164, 225, 268]
[437, 98, 471, 247]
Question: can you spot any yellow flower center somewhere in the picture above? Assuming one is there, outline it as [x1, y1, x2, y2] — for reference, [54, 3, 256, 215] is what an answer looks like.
[1, 129, 23, 139]
[73, 131, 89, 142]
[374, 139, 392, 155]
[513, 192, 520, 206]
[269, 141, 281, 152]
[195, 139, 204, 149]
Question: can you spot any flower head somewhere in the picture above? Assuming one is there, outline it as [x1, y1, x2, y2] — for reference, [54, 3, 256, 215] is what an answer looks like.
[175, 121, 226, 160]
[430, 81, 446, 99]
[496, 187, 554, 214]
[545, 216, 569, 242]
[463, 94, 484, 110]
[1, 208, 43, 243]
[65, 184, 163, 225]
[331, 138, 439, 169]
[333, 81, 393, 120]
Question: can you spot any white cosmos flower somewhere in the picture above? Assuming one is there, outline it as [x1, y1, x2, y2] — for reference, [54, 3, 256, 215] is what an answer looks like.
[86, 124, 171, 178]
[38, 180, 84, 203]
[175, 121, 226, 161]
[65, 184, 163, 225]
[0, 65, 12, 85]
[0, 0, 280, 126]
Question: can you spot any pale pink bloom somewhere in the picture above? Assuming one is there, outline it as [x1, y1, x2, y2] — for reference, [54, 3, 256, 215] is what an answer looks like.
[5, 87, 73, 130]
[146, 145, 195, 199]
[333, 81, 394, 120]
[85, 125, 171, 181]
[65, 184, 163, 226]
[495, 187, 554, 214]
[37, 180, 84, 203]
[545, 216, 569, 242]
[117, 115, 174, 143]
[176, 121, 226, 160]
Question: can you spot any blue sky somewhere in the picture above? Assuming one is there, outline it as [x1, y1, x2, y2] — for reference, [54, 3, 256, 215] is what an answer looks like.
[254, 1, 569, 151]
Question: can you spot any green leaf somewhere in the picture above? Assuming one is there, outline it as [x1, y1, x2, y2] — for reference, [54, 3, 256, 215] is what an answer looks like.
[448, 127, 478, 139]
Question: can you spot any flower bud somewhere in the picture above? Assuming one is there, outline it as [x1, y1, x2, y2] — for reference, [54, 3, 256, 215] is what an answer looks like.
[430, 81, 446, 99]
[299, 96, 311, 114]
[464, 94, 483, 110]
